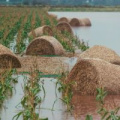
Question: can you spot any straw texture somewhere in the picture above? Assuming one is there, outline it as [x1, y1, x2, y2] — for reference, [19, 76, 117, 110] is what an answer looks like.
[28, 25, 53, 37]
[69, 18, 80, 27]
[58, 17, 69, 23]
[81, 18, 91, 26]
[68, 58, 120, 95]
[56, 22, 73, 34]
[0, 44, 21, 68]
[26, 36, 65, 55]
[78, 45, 120, 65]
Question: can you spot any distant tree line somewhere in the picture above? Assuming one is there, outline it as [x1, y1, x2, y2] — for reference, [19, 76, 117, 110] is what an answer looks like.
[0, 0, 120, 6]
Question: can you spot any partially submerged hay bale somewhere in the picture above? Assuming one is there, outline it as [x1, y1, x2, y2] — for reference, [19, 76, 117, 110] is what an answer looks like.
[82, 18, 91, 26]
[26, 36, 64, 55]
[56, 22, 73, 34]
[79, 19, 86, 26]
[28, 25, 53, 37]
[68, 58, 120, 95]
[78, 45, 120, 65]
[58, 17, 69, 23]
[48, 13, 57, 19]
[0, 44, 21, 68]
[69, 18, 80, 27]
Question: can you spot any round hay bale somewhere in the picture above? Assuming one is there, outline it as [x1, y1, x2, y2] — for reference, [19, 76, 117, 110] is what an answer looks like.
[79, 19, 86, 26]
[69, 18, 81, 27]
[78, 45, 120, 65]
[26, 36, 65, 55]
[82, 18, 91, 26]
[56, 22, 73, 34]
[58, 17, 69, 23]
[48, 13, 57, 19]
[28, 25, 53, 37]
[0, 44, 21, 68]
[67, 58, 120, 95]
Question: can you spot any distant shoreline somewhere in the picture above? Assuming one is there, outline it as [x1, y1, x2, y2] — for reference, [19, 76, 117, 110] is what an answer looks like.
[49, 6, 120, 12]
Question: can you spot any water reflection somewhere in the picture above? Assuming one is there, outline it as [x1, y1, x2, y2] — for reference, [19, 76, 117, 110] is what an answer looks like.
[50, 12, 120, 55]
[1, 75, 120, 120]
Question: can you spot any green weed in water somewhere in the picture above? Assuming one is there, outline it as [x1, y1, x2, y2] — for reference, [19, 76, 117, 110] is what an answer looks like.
[13, 70, 47, 120]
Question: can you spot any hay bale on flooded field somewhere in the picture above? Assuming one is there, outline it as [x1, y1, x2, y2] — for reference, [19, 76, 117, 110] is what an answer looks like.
[81, 18, 91, 26]
[58, 17, 70, 23]
[0, 44, 21, 68]
[67, 58, 120, 95]
[28, 25, 53, 37]
[48, 13, 57, 19]
[26, 36, 65, 55]
[78, 45, 120, 65]
[79, 19, 86, 26]
[69, 18, 80, 27]
[56, 22, 73, 34]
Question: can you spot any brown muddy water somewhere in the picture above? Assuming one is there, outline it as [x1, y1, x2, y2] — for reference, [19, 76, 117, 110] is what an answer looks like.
[1, 75, 120, 120]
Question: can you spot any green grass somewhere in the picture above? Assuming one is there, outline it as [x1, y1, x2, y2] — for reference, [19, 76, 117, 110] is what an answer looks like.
[49, 6, 120, 12]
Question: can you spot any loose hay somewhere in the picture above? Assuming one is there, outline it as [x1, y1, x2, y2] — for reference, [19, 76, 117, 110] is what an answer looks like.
[58, 17, 69, 23]
[28, 25, 53, 37]
[78, 45, 120, 65]
[17, 56, 69, 74]
[69, 18, 81, 27]
[56, 22, 73, 34]
[0, 44, 21, 68]
[26, 36, 65, 55]
[82, 18, 91, 26]
[67, 58, 120, 95]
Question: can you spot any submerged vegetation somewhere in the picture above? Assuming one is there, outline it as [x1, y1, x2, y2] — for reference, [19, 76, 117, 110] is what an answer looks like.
[0, 68, 17, 107]
[0, 6, 120, 120]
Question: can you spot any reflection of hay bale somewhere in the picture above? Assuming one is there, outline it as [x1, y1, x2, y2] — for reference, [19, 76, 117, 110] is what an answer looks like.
[82, 18, 91, 26]
[0, 44, 21, 68]
[68, 58, 120, 95]
[69, 18, 80, 27]
[26, 36, 65, 55]
[58, 17, 69, 23]
[78, 45, 120, 65]
[28, 25, 53, 37]
[56, 22, 73, 34]
[48, 13, 57, 19]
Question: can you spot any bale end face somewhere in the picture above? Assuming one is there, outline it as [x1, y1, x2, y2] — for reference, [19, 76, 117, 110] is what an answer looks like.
[68, 59, 98, 95]
[69, 18, 81, 27]
[28, 25, 53, 38]
[0, 54, 21, 68]
[56, 22, 73, 34]
[26, 36, 64, 56]
[58, 17, 69, 23]
[43, 26, 53, 36]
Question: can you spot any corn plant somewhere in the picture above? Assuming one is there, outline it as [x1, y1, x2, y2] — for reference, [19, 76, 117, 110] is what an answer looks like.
[85, 88, 120, 120]
[13, 70, 47, 120]
[53, 72, 75, 112]
[0, 68, 18, 107]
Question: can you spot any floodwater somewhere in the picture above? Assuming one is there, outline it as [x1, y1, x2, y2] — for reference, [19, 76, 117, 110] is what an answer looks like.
[1, 12, 120, 120]
[50, 12, 120, 55]
[1, 75, 120, 120]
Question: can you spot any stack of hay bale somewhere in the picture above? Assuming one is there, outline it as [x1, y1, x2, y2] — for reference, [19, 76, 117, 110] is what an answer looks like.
[67, 45, 120, 95]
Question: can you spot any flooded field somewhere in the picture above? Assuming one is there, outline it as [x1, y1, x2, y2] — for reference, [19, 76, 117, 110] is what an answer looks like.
[1, 75, 120, 120]
[1, 7, 120, 120]
[50, 12, 120, 55]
